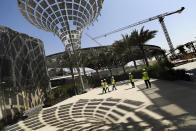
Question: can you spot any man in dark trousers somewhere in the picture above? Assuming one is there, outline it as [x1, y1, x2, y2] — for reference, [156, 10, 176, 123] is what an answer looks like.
[129, 73, 135, 88]
[111, 76, 117, 90]
[142, 69, 151, 88]
[104, 79, 110, 92]
[101, 80, 106, 94]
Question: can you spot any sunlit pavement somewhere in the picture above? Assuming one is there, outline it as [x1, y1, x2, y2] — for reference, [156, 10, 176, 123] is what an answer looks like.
[3, 61, 196, 131]
[3, 77, 196, 131]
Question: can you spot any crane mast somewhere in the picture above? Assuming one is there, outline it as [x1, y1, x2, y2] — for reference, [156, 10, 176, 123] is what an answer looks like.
[159, 17, 175, 55]
[91, 7, 185, 55]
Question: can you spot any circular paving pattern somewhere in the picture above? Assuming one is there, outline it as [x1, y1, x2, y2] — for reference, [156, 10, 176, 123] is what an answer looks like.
[4, 98, 177, 130]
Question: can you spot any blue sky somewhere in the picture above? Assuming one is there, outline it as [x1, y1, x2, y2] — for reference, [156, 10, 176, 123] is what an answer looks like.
[0, 0, 196, 56]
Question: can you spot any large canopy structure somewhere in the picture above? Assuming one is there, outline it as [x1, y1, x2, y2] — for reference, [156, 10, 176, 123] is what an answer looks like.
[17, 0, 104, 50]
[18, 0, 105, 89]
[46, 45, 164, 70]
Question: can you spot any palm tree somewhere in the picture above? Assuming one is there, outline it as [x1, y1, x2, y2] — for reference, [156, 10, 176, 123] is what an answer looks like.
[112, 40, 128, 74]
[122, 34, 137, 69]
[130, 26, 157, 67]
[99, 47, 114, 76]
[186, 42, 196, 53]
[60, 52, 79, 95]
[87, 48, 102, 78]
[177, 45, 186, 55]
[60, 53, 76, 81]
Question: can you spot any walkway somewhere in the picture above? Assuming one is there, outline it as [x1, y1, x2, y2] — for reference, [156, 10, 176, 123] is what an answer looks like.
[4, 62, 196, 131]
[3, 78, 196, 131]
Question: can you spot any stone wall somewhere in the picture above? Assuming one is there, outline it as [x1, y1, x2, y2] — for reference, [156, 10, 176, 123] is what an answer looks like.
[0, 26, 49, 123]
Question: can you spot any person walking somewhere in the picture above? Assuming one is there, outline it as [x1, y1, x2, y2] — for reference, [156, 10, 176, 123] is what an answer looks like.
[129, 73, 135, 88]
[111, 76, 117, 90]
[101, 80, 106, 94]
[104, 79, 110, 92]
[142, 69, 151, 88]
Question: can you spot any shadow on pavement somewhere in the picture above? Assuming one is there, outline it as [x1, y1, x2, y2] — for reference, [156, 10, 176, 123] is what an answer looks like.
[138, 80, 196, 130]
[188, 68, 196, 82]
[3, 98, 182, 131]
[125, 88, 134, 90]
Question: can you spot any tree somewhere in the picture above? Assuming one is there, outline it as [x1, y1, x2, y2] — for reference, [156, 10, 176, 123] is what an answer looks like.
[99, 47, 115, 76]
[112, 40, 129, 74]
[122, 34, 137, 69]
[177, 45, 186, 55]
[60, 52, 78, 94]
[130, 26, 157, 67]
[186, 42, 196, 53]
[87, 48, 102, 78]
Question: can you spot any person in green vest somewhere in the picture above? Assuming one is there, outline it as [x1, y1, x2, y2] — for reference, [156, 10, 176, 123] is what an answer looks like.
[129, 73, 135, 88]
[142, 69, 151, 88]
[101, 80, 106, 94]
[104, 79, 110, 92]
[111, 76, 117, 90]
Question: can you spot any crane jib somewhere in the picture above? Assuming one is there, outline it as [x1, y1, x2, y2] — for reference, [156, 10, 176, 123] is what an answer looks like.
[93, 7, 185, 40]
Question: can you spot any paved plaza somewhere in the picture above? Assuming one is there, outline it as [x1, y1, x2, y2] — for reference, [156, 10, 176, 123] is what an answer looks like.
[3, 82, 196, 130]
[3, 62, 196, 131]
[1, 0, 196, 130]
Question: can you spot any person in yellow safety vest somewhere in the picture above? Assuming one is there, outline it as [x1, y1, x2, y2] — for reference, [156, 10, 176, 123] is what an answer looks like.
[129, 73, 135, 88]
[111, 76, 117, 90]
[101, 80, 106, 94]
[104, 79, 110, 92]
[142, 69, 151, 88]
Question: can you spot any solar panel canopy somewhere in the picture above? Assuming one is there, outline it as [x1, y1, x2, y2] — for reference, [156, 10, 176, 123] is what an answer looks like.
[18, 0, 104, 50]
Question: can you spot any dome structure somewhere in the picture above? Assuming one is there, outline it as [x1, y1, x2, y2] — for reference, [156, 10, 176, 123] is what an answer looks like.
[17, 0, 104, 50]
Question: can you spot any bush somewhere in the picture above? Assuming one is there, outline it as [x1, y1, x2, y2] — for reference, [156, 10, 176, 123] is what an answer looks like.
[0, 121, 5, 130]
[87, 76, 100, 88]
[85, 60, 190, 88]
[44, 59, 191, 107]
[0, 112, 25, 130]
[129, 60, 191, 81]
[44, 82, 82, 107]
[86, 73, 130, 88]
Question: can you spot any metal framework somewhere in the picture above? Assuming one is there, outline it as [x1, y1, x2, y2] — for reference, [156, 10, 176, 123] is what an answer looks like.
[17, 0, 104, 50]
[17, 0, 104, 90]
[159, 17, 175, 55]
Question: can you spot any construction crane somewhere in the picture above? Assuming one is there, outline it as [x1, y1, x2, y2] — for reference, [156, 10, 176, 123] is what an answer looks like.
[90, 7, 185, 56]
[85, 33, 103, 46]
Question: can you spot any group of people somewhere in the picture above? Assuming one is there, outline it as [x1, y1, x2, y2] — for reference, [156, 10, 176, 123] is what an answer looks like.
[129, 69, 151, 88]
[101, 76, 117, 94]
[101, 69, 151, 94]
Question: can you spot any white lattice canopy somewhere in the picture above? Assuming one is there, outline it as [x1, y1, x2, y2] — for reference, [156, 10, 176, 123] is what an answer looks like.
[17, 0, 104, 50]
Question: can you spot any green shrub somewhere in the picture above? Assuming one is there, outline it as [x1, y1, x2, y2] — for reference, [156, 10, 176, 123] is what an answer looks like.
[44, 60, 190, 107]
[86, 73, 130, 87]
[44, 83, 80, 107]
[87, 76, 100, 87]
[85, 60, 190, 88]
[124, 60, 190, 81]
[0, 121, 5, 130]
[144, 60, 190, 81]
